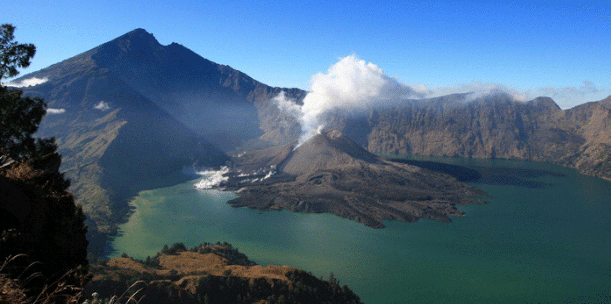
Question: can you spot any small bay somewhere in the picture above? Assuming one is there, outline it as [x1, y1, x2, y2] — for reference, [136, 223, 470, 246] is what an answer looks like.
[110, 157, 610, 303]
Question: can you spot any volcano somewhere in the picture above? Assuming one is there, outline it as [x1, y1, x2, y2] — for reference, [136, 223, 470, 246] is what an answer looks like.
[279, 130, 380, 175]
[226, 130, 486, 228]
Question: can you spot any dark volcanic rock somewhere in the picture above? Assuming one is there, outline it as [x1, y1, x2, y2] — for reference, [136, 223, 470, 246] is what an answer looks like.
[280, 130, 380, 175]
[226, 131, 486, 228]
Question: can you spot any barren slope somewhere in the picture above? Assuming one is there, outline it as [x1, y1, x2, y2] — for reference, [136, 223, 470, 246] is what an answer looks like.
[226, 130, 486, 228]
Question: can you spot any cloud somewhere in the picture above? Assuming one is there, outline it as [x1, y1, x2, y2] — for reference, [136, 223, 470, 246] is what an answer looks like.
[524, 81, 611, 109]
[274, 56, 609, 145]
[272, 91, 301, 119]
[46, 108, 66, 114]
[297, 54, 429, 144]
[5, 77, 49, 87]
[430, 82, 527, 102]
[428, 81, 609, 109]
[532, 81, 599, 98]
[94, 101, 110, 111]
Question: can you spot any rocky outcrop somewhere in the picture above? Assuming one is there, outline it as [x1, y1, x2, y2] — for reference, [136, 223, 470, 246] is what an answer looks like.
[85, 243, 362, 304]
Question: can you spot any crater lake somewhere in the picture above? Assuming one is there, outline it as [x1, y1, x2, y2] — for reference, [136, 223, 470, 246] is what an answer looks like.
[110, 156, 610, 304]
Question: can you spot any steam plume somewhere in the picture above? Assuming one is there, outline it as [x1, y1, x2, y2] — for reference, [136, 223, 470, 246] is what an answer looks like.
[194, 166, 229, 189]
[296, 54, 429, 145]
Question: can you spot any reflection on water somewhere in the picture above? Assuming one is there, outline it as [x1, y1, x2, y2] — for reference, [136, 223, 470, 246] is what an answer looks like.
[389, 157, 563, 188]
[110, 157, 610, 304]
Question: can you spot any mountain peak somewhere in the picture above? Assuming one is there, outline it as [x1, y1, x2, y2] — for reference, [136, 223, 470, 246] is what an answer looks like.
[280, 130, 379, 175]
[108, 28, 160, 51]
[116, 28, 157, 43]
[89, 28, 164, 71]
[129, 28, 149, 34]
[527, 96, 561, 111]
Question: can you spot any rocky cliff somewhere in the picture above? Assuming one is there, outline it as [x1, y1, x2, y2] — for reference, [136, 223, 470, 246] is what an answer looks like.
[364, 93, 610, 180]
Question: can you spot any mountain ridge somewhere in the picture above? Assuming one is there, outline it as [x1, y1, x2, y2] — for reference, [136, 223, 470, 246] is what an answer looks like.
[308, 93, 610, 180]
[88, 28, 306, 150]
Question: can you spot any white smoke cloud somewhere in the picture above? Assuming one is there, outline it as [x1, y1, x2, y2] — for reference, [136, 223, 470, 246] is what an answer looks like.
[46, 108, 66, 114]
[297, 54, 429, 144]
[193, 166, 230, 189]
[410, 83, 432, 97]
[272, 91, 301, 120]
[94, 101, 110, 111]
[5, 77, 49, 88]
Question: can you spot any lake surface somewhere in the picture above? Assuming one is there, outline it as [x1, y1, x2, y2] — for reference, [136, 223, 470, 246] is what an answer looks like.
[110, 157, 610, 303]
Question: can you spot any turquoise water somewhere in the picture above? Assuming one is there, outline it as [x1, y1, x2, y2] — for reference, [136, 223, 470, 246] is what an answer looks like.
[110, 157, 611, 303]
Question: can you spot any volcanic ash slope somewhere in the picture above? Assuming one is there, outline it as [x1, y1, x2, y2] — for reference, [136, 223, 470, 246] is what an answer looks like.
[227, 130, 486, 228]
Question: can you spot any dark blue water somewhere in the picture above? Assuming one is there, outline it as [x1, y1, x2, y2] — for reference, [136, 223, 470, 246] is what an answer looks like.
[111, 157, 611, 303]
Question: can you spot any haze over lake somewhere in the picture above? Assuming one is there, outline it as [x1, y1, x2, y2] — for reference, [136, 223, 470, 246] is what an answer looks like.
[111, 157, 610, 304]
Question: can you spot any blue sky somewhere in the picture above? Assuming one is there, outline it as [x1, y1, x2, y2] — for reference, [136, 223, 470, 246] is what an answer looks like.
[3, 0, 609, 108]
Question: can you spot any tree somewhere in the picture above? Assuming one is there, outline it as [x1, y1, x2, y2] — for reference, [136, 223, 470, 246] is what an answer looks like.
[0, 23, 69, 192]
[0, 24, 88, 295]
[0, 24, 36, 82]
[0, 24, 58, 172]
[0, 86, 51, 158]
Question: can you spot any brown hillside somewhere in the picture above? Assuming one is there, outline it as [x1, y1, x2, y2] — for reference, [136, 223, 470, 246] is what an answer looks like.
[85, 243, 362, 304]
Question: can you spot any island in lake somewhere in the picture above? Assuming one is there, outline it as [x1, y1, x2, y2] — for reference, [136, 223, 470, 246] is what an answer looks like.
[218, 130, 487, 228]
